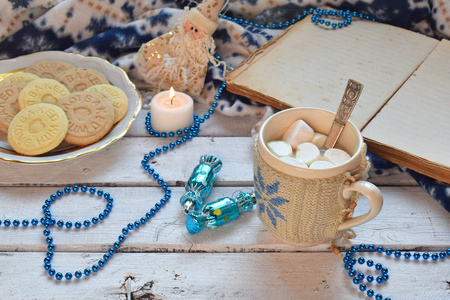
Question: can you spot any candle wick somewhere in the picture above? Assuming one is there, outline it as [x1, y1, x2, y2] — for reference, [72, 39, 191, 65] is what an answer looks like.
[170, 94, 175, 105]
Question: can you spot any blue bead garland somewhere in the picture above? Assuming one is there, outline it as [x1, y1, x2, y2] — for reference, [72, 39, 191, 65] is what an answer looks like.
[343, 243, 449, 299]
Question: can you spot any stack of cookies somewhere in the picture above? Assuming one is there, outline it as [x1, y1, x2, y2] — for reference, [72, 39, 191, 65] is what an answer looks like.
[0, 60, 129, 156]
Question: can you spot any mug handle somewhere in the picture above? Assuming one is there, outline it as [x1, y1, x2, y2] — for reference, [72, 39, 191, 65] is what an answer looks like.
[337, 181, 383, 231]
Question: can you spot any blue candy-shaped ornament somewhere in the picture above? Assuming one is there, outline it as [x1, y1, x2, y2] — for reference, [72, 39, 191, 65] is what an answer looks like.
[180, 155, 222, 214]
[186, 191, 256, 234]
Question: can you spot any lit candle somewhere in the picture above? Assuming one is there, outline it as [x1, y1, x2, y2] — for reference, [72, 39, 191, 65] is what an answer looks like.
[150, 87, 194, 132]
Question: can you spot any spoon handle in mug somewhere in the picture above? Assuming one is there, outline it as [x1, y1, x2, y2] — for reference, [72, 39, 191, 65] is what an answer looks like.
[325, 79, 364, 149]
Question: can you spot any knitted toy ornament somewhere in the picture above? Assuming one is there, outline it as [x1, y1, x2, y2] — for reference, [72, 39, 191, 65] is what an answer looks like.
[136, 0, 225, 97]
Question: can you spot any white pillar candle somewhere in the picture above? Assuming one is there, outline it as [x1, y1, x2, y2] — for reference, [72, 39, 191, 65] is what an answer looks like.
[150, 87, 194, 132]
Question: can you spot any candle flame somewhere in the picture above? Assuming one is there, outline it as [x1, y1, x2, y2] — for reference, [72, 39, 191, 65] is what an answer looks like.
[169, 87, 175, 105]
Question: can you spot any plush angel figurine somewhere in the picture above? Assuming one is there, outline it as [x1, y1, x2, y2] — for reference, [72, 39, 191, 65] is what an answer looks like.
[136, 0, 226, 97]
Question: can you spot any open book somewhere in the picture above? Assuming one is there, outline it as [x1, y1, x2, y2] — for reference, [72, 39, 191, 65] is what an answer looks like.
[226, 15, 450, 184]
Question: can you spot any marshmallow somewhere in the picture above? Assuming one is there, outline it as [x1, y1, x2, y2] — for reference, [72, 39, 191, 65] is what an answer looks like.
[295, 142, 321, 166]
[309, 160, 335, 169]
[311, 132, 328, 149]
[323, 148, 351, 166]
[282, 119, 314, 149]
[280, 156, 308, 168]
[267, 140, 293, 158]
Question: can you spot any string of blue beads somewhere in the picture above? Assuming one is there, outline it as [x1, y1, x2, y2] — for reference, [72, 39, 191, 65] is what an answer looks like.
[220, 7, 376, 30]
[344, 244, 450, 299]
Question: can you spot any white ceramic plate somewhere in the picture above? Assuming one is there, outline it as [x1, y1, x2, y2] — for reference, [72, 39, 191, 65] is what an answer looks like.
[0, 51, 141, 163]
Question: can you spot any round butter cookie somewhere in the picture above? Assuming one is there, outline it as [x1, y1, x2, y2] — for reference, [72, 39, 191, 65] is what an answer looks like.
[56, 68, 110, 92]
[18, 78, 70, 110]
[7, 103, 69, 156]
[0, 72, 39, 85]
[25, 60, 75, 79]
[86, 84, 128, 124]
[0, 83, 27, 134]
[57, 91, 114, 146]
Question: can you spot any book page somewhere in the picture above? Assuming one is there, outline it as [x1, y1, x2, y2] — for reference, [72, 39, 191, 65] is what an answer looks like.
[227, 16, 438, 129]
[362, 39, 450, 172]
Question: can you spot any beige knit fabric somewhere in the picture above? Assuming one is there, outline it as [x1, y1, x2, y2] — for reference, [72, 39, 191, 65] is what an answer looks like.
[254, 144, 369, 247]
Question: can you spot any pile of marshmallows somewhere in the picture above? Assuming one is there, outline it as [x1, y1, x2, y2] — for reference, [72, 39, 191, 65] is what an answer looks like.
[267, 119, 351, 169]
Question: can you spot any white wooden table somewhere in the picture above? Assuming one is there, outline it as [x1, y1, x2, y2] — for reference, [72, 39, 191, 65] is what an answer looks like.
[0, 102, 448, 299]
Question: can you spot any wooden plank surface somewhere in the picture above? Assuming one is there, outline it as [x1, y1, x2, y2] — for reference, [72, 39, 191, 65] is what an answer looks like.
[0, 252, 448, 299]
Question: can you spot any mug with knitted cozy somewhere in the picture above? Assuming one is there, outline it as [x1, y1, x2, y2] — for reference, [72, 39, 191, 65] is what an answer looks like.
[254, 107, 383, 247]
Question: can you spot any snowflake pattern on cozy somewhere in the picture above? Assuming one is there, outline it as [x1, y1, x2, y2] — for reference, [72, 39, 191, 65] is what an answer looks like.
[0, 0, 448, 211]
[254, 166, 289, 228]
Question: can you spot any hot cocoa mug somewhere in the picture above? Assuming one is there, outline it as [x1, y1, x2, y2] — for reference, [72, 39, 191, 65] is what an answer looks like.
[254, 107, 383, 247]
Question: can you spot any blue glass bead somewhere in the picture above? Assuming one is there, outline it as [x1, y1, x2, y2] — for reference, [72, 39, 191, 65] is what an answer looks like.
[431, 253, 439, 260]
[352, 278, 360, 284]
[382, 274, 389, 281]
[394, 250, 401, 258]
[404, 251, 411, 259]
[367, 275, 374, 282]
[73, 185, 79, 192]
[423, 252, 430, 260]
[13, 219, 20, 226]
[104, 208, 111, 215]
[367, 259, 374, 267]
[346, 251, 353, 257]
[0, 220, 2, 226]
[92, 265, 99, 272]
[97, 189, 103, 196]
[140, 217, 147, 224]
[376, 294, 383, 300]
[55, 272, 63, 280]
[99, 213, 106, 220]
[148, 168, 154, 175]
[84, 268, 91, 276]
[447, 248, 450, 255]
[65, 272, 73, 280]
[359, 284, 366, 291]
[368, 244, 375, 252]
[367, 289, 374, 297]
[385, 298, 391, 300]
[332, 22, 337, 28]
[376, 276, 383, 283]
[4, 219, 11, 226]
[46, 237, 53, 244]
[118, 234, 125, 242]
[57, 190, 63, 197]
[48, 268, 56, 276]
[439, 251, 446, 259]
[98, 259, 106, 267]
[146, 212, 152, 219]
[57, 220, 64, 227]
[122, 228, 129, 235]
[325, 20, 331, 26]
[64, 186, 71, 193]
[127, 223, 134, 230]
[43, 229, 50, 236]
[161, 132, 167, 138]
[343, 257, 350, 263]
[48, 244, 54, 251]
[155, 203, 161, 210]
[81, 186, 88, 192]
[75, 271, 82, 278]
[162, 145, 168, 152]
[74, 221, 82, 228]
[45, 199, 52, 205]
[375, 263, 382, 270]
[32, 218, 39, 226]
[381, 267, 388, 274]
[44, 263, 51, 270]
[155, 148, 162, 154]
[108, 248, 115, 255]
[103, 254, 110, 261]
[358, 257, 365, 264]
[182, 136, 188, 142]
[114, 241, 121, 249]
[338, 22, 343, 28]
[153, 173, 159, 179]
[211, 101, 218, 107]
[134, 221, 141, 228]
[357, 273, 364, 280]
[385, 249, 392, 255]
[149, 151, 156, 157]
[414, 252, 421, 259]
[50, 194, 57, 201]
[92, 217, 99, 224]
[22, 220, 29, 226]
[350, 258, 356, 265]
[348, 269, 356, 277]
[83, 220, 91, 227]
[47, 251, 54, 258]
[89, 187, 96, 194]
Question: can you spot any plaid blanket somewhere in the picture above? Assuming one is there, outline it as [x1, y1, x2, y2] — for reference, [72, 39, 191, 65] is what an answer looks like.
[0, 0, 449, 211]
